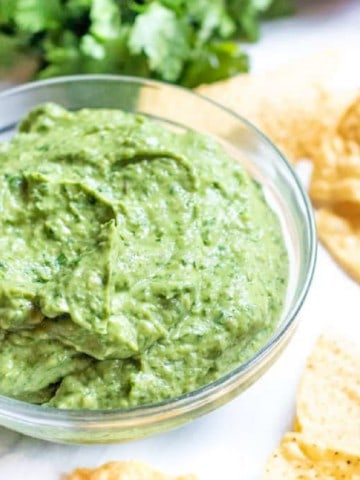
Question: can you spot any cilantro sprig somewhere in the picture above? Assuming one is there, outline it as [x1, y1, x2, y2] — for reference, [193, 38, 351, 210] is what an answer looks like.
[0, 0, 294, 87]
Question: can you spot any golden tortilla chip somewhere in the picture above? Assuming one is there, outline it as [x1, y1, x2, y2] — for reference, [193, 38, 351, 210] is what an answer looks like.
[338, 94, 360, 143]
[310, 96, 360, 209]
[310, 138, 360, 209]
[309, 95, 360, 282]
[65, 461, 197, 480]
[197, 51, 354, 164]
[316, 208, 360, 283]
[295, 334, 360, 454]
[264, 335, 360, 478]
[263, 433, 360, 479]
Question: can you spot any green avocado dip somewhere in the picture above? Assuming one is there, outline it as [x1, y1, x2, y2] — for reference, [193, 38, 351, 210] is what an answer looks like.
[0, 103, 288, 409]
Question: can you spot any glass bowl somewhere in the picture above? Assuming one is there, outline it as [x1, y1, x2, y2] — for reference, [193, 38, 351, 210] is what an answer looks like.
[0, 76, 316, 444]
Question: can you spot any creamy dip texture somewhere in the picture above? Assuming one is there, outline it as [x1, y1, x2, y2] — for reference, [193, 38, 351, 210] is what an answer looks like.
[0, 104, 288, 409]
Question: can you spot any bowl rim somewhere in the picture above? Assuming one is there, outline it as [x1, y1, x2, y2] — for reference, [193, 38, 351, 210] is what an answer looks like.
[0, 74, 317, 425]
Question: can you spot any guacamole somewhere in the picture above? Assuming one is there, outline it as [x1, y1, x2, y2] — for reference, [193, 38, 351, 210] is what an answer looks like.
[0, 104, 288, 409]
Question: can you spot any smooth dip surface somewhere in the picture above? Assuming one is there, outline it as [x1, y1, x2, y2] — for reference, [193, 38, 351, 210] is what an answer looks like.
[0, 104, 288, 409]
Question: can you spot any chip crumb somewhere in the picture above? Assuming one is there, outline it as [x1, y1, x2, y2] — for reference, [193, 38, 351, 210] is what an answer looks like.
[65, 461, 197, 480]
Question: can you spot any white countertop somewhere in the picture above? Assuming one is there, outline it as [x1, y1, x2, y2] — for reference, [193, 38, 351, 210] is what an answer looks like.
[0, 1, 360, 478]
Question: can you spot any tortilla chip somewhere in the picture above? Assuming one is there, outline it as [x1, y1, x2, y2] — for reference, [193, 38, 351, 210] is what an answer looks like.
[308, 95, 360, 282]
[338, 94, 360, 143]
[295, 334, 360, 454]
[197, 51, 355, 164]
[65, 461, 197, 480]
[264, 335, 360, 478]
[310, 96, 360, 209]
[316, 208, 360, 283]
[263, 433, 360, 479]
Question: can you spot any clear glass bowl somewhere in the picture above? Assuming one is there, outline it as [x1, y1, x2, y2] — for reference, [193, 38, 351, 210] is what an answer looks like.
[0, 76, 316, 444]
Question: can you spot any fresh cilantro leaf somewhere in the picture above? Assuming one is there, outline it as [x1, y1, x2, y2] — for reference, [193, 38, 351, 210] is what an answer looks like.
[186, 0, 235, 44]
[264, 0, 295, 18]
[40, 30, 82, 77]
[158, 0, 183, 13]
[90, 0, 121, 41]
[181, 41, 248, 88]
[227, 0, 272, 41]
[40, 27, 149, 80]
[66, 0, 92, 17]
[81, 33, 105, 59]
[14, 0, 63, 33]
[128, 2, 190, 82]
[0, 0, 294, 86]
[0, 33, 22, 66]
[65, 0, 92, 29]
[0, 0, 18, 24]
[158, 0, 235, 43]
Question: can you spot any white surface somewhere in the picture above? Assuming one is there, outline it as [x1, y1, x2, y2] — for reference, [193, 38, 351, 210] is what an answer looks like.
[0, 1, 360, 479]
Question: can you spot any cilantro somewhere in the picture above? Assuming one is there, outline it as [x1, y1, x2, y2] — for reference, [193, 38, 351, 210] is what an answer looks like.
[89, 0, 121, 41]
[227, 0, 272, 41]
[14, 0, 63, 33]
[182, 0, 236, 44]
[181, 41, 249, 88]
[0, 0, 295, 86]
[265, 0, 295, 18]
[128, 2, 190, 82]
[0, 0, 18, 24]
[0, 34, 23, 67]
[4, 172, 22, 188]
[56, 253, 67, 266]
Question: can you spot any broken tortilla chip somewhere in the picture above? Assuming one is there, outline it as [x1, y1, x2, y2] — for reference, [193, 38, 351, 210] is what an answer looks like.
[197, 51, 355, 164]
[316, 208, 360, 283]
[295, 334, 360, 454]
[310, 95, 360, 210]
[263, 335, 360, 479]
[263, 433, 360, 479]
[65, 461, 197, 480]
[309, 95, 360, 283]
[338, 93, 360, 143]
[310, 137, 360, 210]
